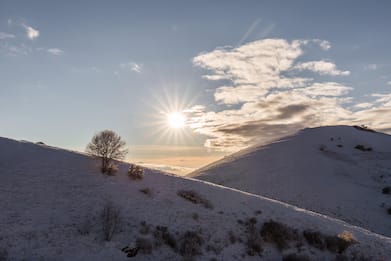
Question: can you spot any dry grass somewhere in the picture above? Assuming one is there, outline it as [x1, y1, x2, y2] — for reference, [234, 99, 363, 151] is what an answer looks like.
[177, 190, 213, 209]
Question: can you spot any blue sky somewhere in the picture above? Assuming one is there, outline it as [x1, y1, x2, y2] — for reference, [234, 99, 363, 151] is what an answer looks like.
[1, 1, 391, 174]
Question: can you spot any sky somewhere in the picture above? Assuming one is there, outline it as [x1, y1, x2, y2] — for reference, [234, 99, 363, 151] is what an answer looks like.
[1, 1, 391, 174]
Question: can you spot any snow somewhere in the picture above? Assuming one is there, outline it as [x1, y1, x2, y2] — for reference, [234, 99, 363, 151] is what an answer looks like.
[190, 125, 391, 238]
[1, 133, 391, 260]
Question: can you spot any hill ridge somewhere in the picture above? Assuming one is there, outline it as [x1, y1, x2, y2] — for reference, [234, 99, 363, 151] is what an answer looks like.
[190, 125, 391, 237]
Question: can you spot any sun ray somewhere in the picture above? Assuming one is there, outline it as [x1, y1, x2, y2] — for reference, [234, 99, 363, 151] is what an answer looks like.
[136, 81, 200, 146]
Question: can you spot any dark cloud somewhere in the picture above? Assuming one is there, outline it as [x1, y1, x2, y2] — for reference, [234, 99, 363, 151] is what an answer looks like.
[277, 104, 309, 119]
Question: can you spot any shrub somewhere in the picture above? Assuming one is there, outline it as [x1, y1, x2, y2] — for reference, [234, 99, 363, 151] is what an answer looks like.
[244, 218, 262, 256]
[128, 164, 144, 180]
[353, 125, 375, 132]
[205, 243, 223, 255]
[337, 144, 343, 148]
[106, 163, 118, 176]
[303, 229, 356, 254]
[177, 190, 213, 209]
[179, 231, 204, 260]
[0, 248, 8, 261]
[325, 231, 356, 254]
[354, 144, 372, 152]
[153, 226, 177, 250]
[228, 230, 237, 244]
[139, 221, 151, 235]
[261, 220, 299, 251]
[100, 202, 121, 241]
[382, 186, 391, 194]
[136, 237, 154, 254]
[319, 144, 326, 151]
[338, 231, 356, 243]
[122, 245, 140, 258]
[303, 230, 326, 250]
[387, 207, 391, 215]
[283, 253, 311, 261]
[139, 188, 152, 197]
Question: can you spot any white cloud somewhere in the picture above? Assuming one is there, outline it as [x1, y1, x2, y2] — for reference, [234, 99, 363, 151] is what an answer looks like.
[387, 81, 391, 85]
[365, 64, 378, 71]
[189, 38, 391, 151]
[23, 24, 39, 40]
[193, 39, 308, 89]
[120, 62, 143, 73]
[295, 82, 352, 97]
[130, 63, 142, 73]
[351, 95, 391, 132]
[354, 103, 373, 109]
[47, 48, 64, 56]
[371, 93, 391, 106]
[313, 39, 331, 50]
[0, 32, 15, 40]
[295, 60, 350, 76]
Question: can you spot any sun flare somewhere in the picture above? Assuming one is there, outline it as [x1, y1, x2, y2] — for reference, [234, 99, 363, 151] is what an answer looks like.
[167, 112, 186, 129]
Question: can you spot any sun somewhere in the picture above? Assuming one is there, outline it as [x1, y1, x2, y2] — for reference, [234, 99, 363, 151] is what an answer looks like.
[167, 112, 186, 129]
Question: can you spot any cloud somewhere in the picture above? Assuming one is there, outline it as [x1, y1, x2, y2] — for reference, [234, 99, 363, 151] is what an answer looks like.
[214, 85, 267, 104]
[295, 60, 350, 76]
[0, 42, 31, 56]
[314, 39, 331, 50]
[23, 24, 39, 40]
[365, 64, 378, 71]
[294, 82, 352, 97]
[387, 81, 391, 85]
[351, 94, 391, 132]
[131, 63, 142, 73]
[136, 162, 194, 175]
[47, 48, 64, 55]
[0, 32, 15, 40]
[353, 102, 373, 109]
[189, 38, 391, 151]
[193, 39, 309, 90]
[120, 62, 143, 73]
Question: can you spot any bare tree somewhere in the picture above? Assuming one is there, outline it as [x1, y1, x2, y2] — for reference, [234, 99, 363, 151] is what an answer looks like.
[86, 130, 128, 173]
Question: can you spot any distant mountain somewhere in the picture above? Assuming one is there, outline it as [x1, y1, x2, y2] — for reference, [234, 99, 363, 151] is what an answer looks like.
[189, 125, 391, 238]
[0, 135, 390, 260]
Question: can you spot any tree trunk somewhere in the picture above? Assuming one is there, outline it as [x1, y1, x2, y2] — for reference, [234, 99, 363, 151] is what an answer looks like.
[101, 157, 109, 173]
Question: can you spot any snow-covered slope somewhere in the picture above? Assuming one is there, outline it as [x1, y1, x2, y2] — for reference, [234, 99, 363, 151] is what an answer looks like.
[1, 135, 390, 260]
[189, 125, 391, 238]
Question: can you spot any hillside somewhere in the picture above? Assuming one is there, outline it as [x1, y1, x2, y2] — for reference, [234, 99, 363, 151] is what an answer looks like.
[189, 125, 391, 237]
[0, 136, 391, 260]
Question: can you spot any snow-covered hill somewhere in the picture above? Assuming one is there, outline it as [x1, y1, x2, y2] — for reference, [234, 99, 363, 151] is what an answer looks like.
[1, 135, 390, 260]
[189, 125, 391, 238]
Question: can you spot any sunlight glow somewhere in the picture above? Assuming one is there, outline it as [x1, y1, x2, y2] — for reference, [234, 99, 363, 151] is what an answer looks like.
[167, 112, 186, 129]
[144, 83, 198, 145]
